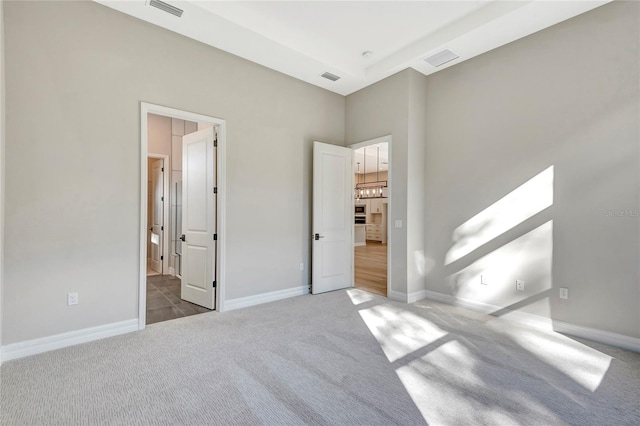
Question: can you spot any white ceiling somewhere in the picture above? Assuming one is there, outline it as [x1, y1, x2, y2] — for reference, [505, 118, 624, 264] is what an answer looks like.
[97, 1, 610, 96]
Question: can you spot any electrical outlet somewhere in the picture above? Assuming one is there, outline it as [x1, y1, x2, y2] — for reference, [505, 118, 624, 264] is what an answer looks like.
[67, 292, 79, 306]
[516, 280, 525, 291]
[299, 263, 304, 271]
[559, 287, 569, 300]
[481, 275, 488, 285]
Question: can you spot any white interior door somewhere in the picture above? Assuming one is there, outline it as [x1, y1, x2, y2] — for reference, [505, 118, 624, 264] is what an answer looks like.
[149, 158, 164, 274]
[312, 141, 353, 294]
[181, 127, 216, 309]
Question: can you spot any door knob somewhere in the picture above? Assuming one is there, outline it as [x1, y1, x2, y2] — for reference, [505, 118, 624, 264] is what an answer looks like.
[180, 234, 186, 241]
[314, 233, 325, 241]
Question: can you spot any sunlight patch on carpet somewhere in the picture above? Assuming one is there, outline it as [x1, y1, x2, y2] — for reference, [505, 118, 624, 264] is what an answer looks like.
[359, 303, 447, 362]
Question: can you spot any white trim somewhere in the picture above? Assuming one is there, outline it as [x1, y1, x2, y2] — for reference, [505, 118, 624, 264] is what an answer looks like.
[225, 286, 310, 312]
[407, 289, 428, 304]
[1, 319, 138, 362]
[353, 242, 366, 247]
[421, 290, 640, 352]
[349, 135, 392, 297]
[168, 267, 175, 276]
[0, 2, 6, 365]
[422, 290, 552, 330]
[147, 153, 170, 276]
[0, 0, 5, 366]
[140, 102, 227, 331]
[552, 321, 640, 353]
[388, 289, 407, 303]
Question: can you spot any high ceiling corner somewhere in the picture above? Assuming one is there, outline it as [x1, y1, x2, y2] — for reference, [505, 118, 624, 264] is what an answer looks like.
[96, 0, 611, 95]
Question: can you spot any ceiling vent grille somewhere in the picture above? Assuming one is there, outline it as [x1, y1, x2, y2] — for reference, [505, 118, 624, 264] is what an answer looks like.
[424, 49, 459, 67]
[149, 0, 184, 17]
[320, 72, 341, 82]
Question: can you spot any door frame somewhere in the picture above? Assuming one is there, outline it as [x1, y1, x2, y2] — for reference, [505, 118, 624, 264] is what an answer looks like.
[147, 153, 170, 276]
[139, 102, 227, 330]
[349, 135, 392, 295]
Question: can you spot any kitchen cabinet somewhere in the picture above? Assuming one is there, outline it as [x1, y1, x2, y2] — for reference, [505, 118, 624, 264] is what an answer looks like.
[354, 224, 366, 246]
[366, 224, 383, 241]
[370, 198, 384, 214]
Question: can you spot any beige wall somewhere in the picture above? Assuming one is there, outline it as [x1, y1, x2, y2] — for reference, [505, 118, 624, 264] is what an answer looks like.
[347, 71, 409, 297]
[346, 69, 428, 299]
[3, 0, 344, 344]
[2, 0, 637, 349]
[423, 1, 639, 338]
[0, 0, 5, 356]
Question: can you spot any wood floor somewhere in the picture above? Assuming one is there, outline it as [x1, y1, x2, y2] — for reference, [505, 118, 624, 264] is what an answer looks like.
[355, 241, 387, 296]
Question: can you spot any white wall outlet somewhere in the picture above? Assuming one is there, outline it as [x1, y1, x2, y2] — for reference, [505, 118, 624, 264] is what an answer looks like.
[67, 292, 79, 306]
[516, 280, 525, 291]
[394, 219, 403, 228]
[299, 263, 304, 271]
[559, 287, 569, 300]
[481, 275, 488, 285]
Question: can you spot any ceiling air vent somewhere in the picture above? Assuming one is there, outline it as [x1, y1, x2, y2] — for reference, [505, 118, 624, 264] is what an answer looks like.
[424, 49, 459, 67]
[149, 0, 184, 17]
[320, 72, 341, 82]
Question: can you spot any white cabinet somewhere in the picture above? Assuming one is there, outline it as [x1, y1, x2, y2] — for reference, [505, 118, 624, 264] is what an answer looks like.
[366, 224, 383, 241]
[370, 198, 383, 214]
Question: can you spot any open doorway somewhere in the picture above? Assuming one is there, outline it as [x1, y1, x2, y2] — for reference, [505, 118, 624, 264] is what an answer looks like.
[351, 136, 391, 297]
[140, 103, 226, 328]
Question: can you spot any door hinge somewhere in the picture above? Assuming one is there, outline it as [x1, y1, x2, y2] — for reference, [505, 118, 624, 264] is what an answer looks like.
[161, 255, 164, 260]
[161, 196, 164, 202]
[213, 234, 218, 241]
[213, 187, 218, 194]
[161, 226, 164, 231]
[214, 136, 218, 148]
[161, 167, 164, 172]
[212, 280, 217, 288]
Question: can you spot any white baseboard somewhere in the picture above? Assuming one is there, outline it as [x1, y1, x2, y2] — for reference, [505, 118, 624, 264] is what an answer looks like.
[553, 321, 640, 353]
[408, 289, 428, 304]
[354, 242, 366, 247]
[1, 319, 139, 362]
[168, 267, 175, 276]
[388, 290, 407, 303]
[224, 285, 310, 312]
[422, 290, 553, 330]
[421, 290, 639, 352]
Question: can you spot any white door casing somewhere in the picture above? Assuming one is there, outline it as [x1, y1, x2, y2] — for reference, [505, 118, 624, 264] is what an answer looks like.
[149, 158, 164, 273]
[181, 127, 216, 309]
[312, 141, 353, 294]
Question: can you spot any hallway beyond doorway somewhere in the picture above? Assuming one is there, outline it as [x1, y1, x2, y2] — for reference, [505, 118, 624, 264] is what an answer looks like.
[146, 275, 211, 324]
[354, 241, 387, 296]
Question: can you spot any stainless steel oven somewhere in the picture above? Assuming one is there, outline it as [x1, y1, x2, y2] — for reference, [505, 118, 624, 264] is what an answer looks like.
[355, 216, 366, 224]
[355, 204, 366, 216]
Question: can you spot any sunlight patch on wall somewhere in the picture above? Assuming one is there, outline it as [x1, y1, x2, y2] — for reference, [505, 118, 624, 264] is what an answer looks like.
[446, 166, 554, 265]
[359, 304, 447, 362]
[450, 221, 553, 312]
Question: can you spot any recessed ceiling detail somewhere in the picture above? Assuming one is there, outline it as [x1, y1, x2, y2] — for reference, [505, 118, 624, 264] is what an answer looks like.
[148, 0, 183, 18]
[321, 72, 341, 82]
[97, 1, 611, 95]
[424, 49, 460, 68]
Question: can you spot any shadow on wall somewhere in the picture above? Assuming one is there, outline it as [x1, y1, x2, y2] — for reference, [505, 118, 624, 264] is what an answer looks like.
[442, 166, 555, 319]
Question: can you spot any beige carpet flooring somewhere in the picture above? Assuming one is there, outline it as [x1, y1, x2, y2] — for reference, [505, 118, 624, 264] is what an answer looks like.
[1, 289, 639, 425]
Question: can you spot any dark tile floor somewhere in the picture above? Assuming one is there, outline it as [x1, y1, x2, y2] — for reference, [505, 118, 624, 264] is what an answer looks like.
[146, 275, 211, 324]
